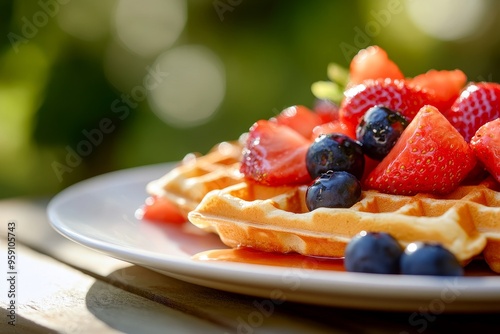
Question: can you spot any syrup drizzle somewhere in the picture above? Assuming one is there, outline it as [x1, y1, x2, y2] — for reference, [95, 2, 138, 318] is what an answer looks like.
[192, 248, 497, 275]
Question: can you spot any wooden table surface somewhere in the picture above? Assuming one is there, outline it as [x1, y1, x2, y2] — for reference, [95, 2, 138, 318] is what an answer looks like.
[0, 197, 499, 334]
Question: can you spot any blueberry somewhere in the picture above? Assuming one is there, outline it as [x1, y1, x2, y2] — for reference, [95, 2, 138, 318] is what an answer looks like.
[306, 133, 365, 180]
[344, 231, 403, 274]
[356, 105, 408, 160]
[400, 242, 464, 276]
[306, 171, 361, 210]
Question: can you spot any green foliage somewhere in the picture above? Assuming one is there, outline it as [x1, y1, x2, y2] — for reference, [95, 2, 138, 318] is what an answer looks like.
[32, 50, 120, 146]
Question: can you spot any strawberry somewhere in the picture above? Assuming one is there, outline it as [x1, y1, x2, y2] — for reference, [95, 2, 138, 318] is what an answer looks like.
[446, 82, 500, 142]
[365, 105, 476, 195]
[470, 118, 500, 183]
[311, 120, 356, 140]
[240, 120, 312, 186]
[313, 99, 340, 124]
[139, 196, 186, 224]
[349, 45, 404, 86]
[360, 155, 380, 184]
[409, 69, 467, 114]
[271, 105, 323, 139]
[339, 78, 432, 132]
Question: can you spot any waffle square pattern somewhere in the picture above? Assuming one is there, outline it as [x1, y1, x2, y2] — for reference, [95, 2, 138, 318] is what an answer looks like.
[147, 141, 244, 216]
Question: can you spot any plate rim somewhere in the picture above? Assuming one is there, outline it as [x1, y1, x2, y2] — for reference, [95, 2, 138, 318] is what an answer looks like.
[47, 163, 500, 312]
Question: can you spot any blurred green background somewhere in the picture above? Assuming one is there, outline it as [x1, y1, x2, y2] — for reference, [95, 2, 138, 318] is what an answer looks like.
[2, 0, 500, 199]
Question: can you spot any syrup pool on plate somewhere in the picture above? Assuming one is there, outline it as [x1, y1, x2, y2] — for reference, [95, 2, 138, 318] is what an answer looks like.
[192, 247, 345, 271]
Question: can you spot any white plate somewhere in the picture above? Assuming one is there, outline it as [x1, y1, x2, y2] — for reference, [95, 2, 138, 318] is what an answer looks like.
[47, 163, 500, 312]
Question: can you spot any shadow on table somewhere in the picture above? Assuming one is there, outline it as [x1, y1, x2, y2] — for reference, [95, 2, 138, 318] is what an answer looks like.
[85, 266, 500, 334]
[85, 265, 240, 333]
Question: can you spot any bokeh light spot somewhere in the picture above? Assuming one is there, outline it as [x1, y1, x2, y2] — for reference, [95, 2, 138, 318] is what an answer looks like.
[406, 0, 492, 41]
[58, 0, 114, 41]
[148, 45, 226, 128]
[114, 0, 187, 58]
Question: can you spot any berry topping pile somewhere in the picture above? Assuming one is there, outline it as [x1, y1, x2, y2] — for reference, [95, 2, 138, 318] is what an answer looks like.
[240, 45, 500, 193]
[237, 45, 500, 275]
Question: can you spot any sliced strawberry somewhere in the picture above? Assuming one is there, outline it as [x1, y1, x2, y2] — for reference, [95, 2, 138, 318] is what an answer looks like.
[470, 118, 500, 183]
[313, 99, 340, 123]
[360, 155, 380, 184]
[446, 82, 500, 142]
[271, 105, 323, 139]
[365, 105, 476, 195]
[409, 69, 467, 113]
[240, 120, 312, 186]
[339, 78, 432, 131]
[139, 196, 186, 224]
[349, 45, 404, 86]
[311, 120, 356, 140]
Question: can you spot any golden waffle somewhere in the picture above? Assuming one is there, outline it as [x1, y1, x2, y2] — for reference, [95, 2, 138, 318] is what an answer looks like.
[146, 140, 244, 217]
[188, 178, 500, 272]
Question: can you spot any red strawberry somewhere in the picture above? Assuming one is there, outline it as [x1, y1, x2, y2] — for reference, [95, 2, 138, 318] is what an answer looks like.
[339, 78, 432, 132]
[470, 118, 500, 183]
[311, 120, 356, 140]
[360, 155, 380, 184]
[409, 69, 467, 113]
[313, 99, 340, 124]
[240, 120, 312, 186]
[365, 105, 476, 195]
[271, 105, 323, 139]
[139, 196, 186, 224]
[349, 45, 404, 86]
[446, 82, 500, 142]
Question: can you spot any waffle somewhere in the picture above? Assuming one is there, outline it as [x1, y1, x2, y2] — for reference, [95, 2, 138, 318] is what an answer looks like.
[188, 178, 500, 273]
[146, 140, 244, 217]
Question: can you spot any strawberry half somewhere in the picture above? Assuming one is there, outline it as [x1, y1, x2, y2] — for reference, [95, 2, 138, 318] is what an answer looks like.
[311, 120, 356, 140]
[339, 78, 433, 132]
[348, 45, 404, 86]
[240, 120, 312, 186]
[470, 118, 500, 184]
[271, 105, 323, 139]
[313, 99, 340, 124]
[408, 69, 467, 114]
[446, 82, 500, 142]
[365, 105, 476, 195]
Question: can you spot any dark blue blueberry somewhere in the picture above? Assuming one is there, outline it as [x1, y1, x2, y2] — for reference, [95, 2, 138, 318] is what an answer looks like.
[356, 105, 408, 161]
[306, 171, 361, 210]
[344, 231, 403, 274]
[400, 242, 464, 276]
[306, 133, 365, 180]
